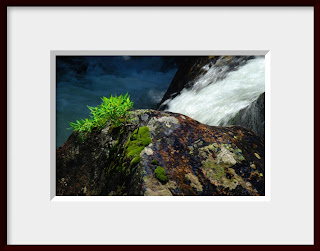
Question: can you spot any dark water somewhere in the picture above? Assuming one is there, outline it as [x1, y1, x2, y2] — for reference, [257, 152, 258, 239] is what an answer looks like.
[56, 56, 178, 148]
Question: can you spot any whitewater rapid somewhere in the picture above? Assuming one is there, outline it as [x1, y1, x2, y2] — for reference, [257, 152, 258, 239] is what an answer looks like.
[165, 57, 265, 126]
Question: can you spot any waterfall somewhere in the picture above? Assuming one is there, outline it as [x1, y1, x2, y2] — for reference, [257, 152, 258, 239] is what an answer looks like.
[165, 57, 265, 126]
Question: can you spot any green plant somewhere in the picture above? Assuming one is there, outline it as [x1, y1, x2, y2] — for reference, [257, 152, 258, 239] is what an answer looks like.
[69, 93, 133, 137]
[155, 166, 168, 183]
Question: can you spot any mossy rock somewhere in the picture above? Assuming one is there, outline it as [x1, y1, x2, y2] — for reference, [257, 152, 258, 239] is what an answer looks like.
[126, 126, 151, 159]
[155, 166, 168, 183]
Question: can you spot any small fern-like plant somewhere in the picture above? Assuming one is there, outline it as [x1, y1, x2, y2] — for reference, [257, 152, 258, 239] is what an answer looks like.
[69, 93, 133, 138]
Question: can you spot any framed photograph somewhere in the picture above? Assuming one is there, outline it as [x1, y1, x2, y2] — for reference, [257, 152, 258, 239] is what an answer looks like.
[54, 52, 267, 198]
[3, 2, 319, 248]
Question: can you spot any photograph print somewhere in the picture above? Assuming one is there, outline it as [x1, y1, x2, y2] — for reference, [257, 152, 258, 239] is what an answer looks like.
[56, 55, 265, 196]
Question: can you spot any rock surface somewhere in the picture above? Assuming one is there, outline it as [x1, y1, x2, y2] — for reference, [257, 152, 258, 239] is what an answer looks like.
[57, 110, 265, 196]
[228, 93, 265, 138]
[158, 56, 256, 110]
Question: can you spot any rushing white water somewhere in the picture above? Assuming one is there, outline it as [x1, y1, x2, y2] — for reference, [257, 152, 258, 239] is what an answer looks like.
[165, 57, 265, 126]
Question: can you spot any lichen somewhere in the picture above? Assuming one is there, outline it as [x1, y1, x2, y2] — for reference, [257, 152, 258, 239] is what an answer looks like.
[254, 153, 261, 159]
[217, 147, 237, 165]
[140, 146, 153, 156]
[185, 173, 203, 192]
[144, 176, 172, 196]
[146, 115, 180, 136]
[221, 176, 239, 190]
[250, 163, 256, 169]
[204, 161, 226, 180]
[199, 143, 248, 191]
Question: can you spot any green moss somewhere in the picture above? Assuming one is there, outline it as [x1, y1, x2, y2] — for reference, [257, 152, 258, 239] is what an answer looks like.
[151, 159, 158, 165]
[108, 126, 151, 179]
[130, 157, 141, 167]
[126, 126, 151, 159]
[130, 133, 137, 141]
[121, 126, 151, 170]
[155, 166, 168, 183]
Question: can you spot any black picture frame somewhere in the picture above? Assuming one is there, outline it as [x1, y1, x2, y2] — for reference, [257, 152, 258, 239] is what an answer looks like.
[1, 1, 319, 250]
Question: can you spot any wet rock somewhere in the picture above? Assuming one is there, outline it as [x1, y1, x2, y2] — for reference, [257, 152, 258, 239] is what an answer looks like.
[228, 92, 265, 138]
[56, 109, 265, 196]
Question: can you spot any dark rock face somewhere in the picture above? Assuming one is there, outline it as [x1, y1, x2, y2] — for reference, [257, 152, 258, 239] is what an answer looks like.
[57, 110, 265, 196]
[158, 56, 256, 110]
[228, 93, 265, 138]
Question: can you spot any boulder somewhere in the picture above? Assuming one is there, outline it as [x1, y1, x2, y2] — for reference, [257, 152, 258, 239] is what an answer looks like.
[57, 109, 265, 196]
[228, 92, 265, 138]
